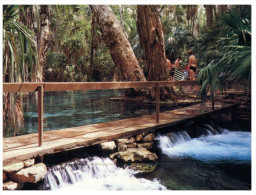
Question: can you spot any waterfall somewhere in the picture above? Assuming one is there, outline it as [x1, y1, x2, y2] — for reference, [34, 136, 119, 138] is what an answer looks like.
[157, 124, 251, 162]
[43, 157, 166, 190]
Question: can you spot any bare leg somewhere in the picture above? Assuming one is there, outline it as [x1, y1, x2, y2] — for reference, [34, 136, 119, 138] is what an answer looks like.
[189, 70, 197, 90]
[189, 70, 195, 81]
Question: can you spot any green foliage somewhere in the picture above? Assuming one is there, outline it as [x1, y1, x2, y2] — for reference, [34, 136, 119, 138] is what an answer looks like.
[3, 5, 37, 82]
[197, 7, 251, 109]
[44, 5, 119, 82]
[217, 9, 251, 81]
[165, 26, 196, 64]
[197, 61, 221, 108]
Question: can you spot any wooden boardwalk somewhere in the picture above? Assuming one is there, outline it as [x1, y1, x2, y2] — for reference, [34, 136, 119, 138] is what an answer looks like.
[3, 102, 235, 165]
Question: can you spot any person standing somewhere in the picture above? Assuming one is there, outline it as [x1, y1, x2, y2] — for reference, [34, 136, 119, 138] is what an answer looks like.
[174, 56, 182, 70]
[187, 50, 197, 81]
[166, 58, 174, 80]
[174, 56, 184, 81]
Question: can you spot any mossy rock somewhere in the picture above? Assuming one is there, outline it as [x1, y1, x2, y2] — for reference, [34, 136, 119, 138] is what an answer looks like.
[127, 163, 156, 173]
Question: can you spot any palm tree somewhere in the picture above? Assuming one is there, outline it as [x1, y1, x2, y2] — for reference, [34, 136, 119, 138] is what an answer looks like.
[3, 5, 37, 83]
[3, 5, 37, 136]
[217, 10, 251, 82]
[197, 8, 251, 110]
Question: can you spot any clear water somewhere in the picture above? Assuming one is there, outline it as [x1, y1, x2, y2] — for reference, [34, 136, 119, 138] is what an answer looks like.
[42, 124, 251, 190]
[43, 157, 166, 190]
[6, 89, 251, 190]
[141, 127, 251, 190]
[5, 89, 170, 137]
[157, 130, 251, 162]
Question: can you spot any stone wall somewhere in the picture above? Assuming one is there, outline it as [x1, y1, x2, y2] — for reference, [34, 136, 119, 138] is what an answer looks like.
[99, 132, 158, 163]
[3, 159, 47, 190]
[3, 131, 158, 190]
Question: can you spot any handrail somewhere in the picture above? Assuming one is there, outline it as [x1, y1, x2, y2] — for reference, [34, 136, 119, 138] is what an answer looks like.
[3, 81, 197, 92]
[3, 81, 199, 147]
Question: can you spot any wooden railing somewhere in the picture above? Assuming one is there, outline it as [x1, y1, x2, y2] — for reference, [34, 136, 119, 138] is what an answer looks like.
[3, 81, 198, 146]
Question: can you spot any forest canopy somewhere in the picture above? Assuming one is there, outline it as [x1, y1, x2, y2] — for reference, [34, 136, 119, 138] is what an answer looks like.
[3, 5, 251, 84]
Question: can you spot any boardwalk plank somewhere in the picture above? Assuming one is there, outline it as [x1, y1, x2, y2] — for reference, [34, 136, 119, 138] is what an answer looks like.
[3, 102, 235, 165]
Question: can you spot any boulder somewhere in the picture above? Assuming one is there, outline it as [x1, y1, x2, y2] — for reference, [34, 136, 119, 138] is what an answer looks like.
[3, 162, 24, 173]
[23, 159, 35, 168]
[117, 143, 127, 151]
[126, 163, 156, 173]
[99, 141, 116, 151]
[117, 137, 135, 144]
[3, 172, 7, 181]
[136, 134, 143, 142]
[220, 113, 232, 122]
[137, 142, 153, 150]
[9, 163, 47, 183]
[142, 133, 155, 143]
[3, 181, 24, 190]
[126, 143, 137, 148]
[110, 148, 158, 163]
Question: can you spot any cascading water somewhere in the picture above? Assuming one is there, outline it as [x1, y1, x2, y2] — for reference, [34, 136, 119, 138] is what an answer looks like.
[42, 123, 251, 190]
[157, 124, 251, 162]
[43, 157, 166, 190]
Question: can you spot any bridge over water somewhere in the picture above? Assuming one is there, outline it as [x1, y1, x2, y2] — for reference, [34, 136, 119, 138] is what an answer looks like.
[3, 81, 235, 165]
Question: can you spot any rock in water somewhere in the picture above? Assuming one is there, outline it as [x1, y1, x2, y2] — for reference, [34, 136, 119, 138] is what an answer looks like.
[99, 141, 116, 151]
[142, 133, 155, 142]
[136, 134, 143, 142]
[3, 172, 7, 181]
[23, 159, 35, 168]
[118, 143, 127, 151]
[9, 163, 47, 183]
[110, 148, 158, 163]
[137, 142, 153, 150]
[3, 162, 24, 173]
[127, 163, 157, 173]
[3, 181, 24, 190]
[117, 137, 136, 144]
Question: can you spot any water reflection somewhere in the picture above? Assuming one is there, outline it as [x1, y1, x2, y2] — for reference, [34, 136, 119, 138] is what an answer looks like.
[5, 89, 170, 137]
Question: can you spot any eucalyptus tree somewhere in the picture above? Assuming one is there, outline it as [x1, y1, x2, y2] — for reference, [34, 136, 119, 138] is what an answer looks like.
[217, 5, 228, 15]
[33, 5, 50, 82]
[137, 5, 177, 99]
[89, 5, 146, 82]
[137, 5, 168, 82]
[186, 5, 198, 35]
[204, 5, 214, 27]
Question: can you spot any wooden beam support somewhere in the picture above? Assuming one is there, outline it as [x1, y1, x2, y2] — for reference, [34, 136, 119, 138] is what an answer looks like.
[37, 86, 44, 147]
[156, 84, 160, 123]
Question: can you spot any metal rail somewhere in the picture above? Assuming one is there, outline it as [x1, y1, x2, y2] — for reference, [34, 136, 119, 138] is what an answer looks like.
[3, 81, 198, 146]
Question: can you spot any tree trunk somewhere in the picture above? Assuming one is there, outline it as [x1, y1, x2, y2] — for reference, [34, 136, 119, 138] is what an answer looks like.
[37, 5, 50, 82]
[137, 5, 176, 100]
[32, 5, 50, 82]
[217, 5, 228, 15]
[204, 5, 213, 27]
[119, 5, 128, 39]
[90, 11, 97, 80]
[90, 5, 146, 82]
[137, 5, 168, 81]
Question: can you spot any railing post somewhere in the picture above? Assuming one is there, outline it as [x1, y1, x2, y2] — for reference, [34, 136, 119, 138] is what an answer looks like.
[37, 85, 44, 146]
[155, 84, 160, 123]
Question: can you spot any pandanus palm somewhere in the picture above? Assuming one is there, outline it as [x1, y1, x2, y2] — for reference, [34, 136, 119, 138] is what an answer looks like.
[3, 5, 37, 82]
[3, 5, 37, 136]
[217, 10, 251, 82]
[197, 9, 251, 109]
